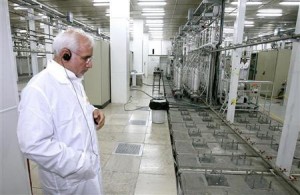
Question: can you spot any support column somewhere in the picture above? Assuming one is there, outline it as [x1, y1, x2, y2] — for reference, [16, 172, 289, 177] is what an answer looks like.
[143, 33, 149, 78]
[0, 1, 31, 194]
[110, 0, 130, 103]
[43, 24, 53, 67]
[133, 20, 144, 73]
[226, 0, 246, 123]
[28, 8, 39, 75]
[276, 5, 300, 176]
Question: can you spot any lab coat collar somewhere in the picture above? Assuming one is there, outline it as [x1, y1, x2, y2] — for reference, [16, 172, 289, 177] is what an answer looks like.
[47, 59, 83, 84]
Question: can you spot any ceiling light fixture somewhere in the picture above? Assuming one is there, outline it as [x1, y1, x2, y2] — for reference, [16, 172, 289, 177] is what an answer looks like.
[149, 28, 163, 30]
[279, 2, 300, 5]
[145, 23, 164, 27]
[142, 8, 165, 12]
[93, 3, 109, 6]
[146, 16, 164, 19]
[245, 21, 254, 25]
[142, 13, 165, 16]
[151, 37, 163, 40]
[258, 9, 282, 13]
[150, 30, 163, 33]
[138, 2, 167, 6]
[14, 6, 28, 10]
[256, 13, 282, 16]
[231, 1, 262, 5]
[146, 20, 164, 24]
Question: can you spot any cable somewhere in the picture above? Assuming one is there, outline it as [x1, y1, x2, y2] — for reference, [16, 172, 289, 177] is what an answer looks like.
[130, 88, 155, 99]
[123, 95, 150, 111]
[62, 61, 98, 157]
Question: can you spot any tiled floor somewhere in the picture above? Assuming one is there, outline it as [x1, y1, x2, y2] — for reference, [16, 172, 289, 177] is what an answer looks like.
[28, 76, 178, 195]
[22, 75, 288, 195]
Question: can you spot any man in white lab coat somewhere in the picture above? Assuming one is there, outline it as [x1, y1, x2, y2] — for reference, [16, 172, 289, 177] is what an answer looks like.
[17, 27, 105, 194]
[239, 57, 250, 80]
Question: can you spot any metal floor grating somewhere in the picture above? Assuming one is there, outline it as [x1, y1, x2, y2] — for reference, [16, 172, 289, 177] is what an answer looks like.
[113, 143, 143, 156]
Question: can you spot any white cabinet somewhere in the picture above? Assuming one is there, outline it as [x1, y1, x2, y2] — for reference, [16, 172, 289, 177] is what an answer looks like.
[255, 49, 291, 97]
[84, 39, 111, 108]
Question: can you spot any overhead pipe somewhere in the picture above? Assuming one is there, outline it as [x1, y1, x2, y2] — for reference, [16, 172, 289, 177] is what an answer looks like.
[12, 0, 110, 39]
[212, 34, 300, 52]
[209, 0, 225, 105]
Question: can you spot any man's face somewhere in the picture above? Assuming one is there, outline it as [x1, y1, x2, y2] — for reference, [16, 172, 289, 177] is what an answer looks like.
[68, 37, 93, 77]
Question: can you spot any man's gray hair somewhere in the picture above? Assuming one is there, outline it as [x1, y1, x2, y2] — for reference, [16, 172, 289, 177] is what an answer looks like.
[52, 27, 94, 55]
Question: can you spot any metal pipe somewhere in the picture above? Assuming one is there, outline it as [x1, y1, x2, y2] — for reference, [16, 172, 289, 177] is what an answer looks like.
[178, 168, 273, 176]
[206, 104, 300, 194]
[213, 34, 300, 52]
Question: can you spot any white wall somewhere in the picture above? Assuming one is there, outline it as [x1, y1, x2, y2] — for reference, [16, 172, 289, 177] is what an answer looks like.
[1, 0, 31, 194]
[132, 20, 144, 73]
[148, 40, 171, 55]
[143, 34, 149, 77]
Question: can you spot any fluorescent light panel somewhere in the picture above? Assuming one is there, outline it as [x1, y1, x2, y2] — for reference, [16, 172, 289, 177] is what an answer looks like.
[149, 28, 163, 30]
[93, 3, 109, 6]
[139, 0, 166, 1]
[142, 13, 165, 16]
[256, 13, 282, 16]
[258, 9, 282, 13]
[145, 23, 164, 27]
[146, 20, 164, 24]
[93, 0, 109, 2]
[231, 1, 262, 5]
[150, 31, 163, 33]
[14, 6, 28, 10]
[280, 2, 300, 5]
[138, 2, 167, 6]
[146, 16, 164, 19]
[142, 8, 164, 12]
[244, 21, 254, 25]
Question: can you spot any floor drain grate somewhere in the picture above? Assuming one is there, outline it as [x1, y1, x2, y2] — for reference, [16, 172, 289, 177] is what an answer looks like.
[129, 120, 147, 126]
[114, 143, 143, 156]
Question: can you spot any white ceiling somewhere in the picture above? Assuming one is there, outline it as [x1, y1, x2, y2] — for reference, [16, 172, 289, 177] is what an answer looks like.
[7, 0, 299, 41]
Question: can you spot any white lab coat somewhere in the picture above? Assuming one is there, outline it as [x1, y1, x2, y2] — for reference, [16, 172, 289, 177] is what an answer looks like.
[17, 60, 103, 195]
[239, 60, 250, 80]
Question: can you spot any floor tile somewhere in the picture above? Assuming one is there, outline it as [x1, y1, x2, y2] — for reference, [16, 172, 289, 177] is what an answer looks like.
[100, 154, 110, 168]
[134, 174, 177, 195]
[124, 125, 148, 134]
[99, 140, 117, 154]
[139, 156, 175, 175]
[144, 133, 171, 145]
[100, 124, 125, 133]
[103, 171, 138, 195]
[97, 132, 145, 143]
[29, 165, 41, 188]
[104, 154, 141, 173]
[142, 144, 173, 158]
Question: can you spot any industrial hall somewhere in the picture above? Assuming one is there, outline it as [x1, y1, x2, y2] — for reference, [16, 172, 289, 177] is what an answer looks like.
[1, 0, 300, 194]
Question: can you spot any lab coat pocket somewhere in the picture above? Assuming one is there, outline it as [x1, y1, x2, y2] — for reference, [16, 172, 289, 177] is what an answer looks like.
[67, 152, 97, 183]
